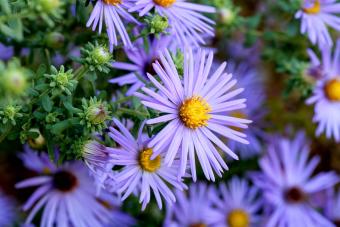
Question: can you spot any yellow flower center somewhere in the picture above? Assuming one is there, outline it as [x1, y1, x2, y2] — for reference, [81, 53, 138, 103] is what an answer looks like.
[303, 0, 320, 14]
[139, 148, 161, 172]
[153, 0, 176, 7]
[324, 78, 340, 101]
[103, 0, 122, 5]
[179, 96, 211, 129]
[227, 209, 250, 227]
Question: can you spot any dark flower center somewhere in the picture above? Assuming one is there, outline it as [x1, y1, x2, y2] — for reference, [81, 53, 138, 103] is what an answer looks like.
[284, 186, 306, 203]
[52, 170, 78, 192]
[334, 220, 340, 227]
[143, 59, 158, 77]
[189, 223, 206, 227]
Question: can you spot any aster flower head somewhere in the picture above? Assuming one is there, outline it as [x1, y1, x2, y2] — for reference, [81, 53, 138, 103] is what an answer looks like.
[108, 118, 187, 210]
[71, 139, 115, 191]
[250, 131, 339, 227]
[129, 0, 216, 48]
[0, 190, 16, 226]
[110, 36, 170, 96]
[210, 177, 262, 227]
[226, 61, 265, 158]
[307, 39, 340, 141]
[19, 145, 57, 173]
[135, 49, 251, 181]
[86, 0, 139, 51]
[164, 183, 219, 227]
[16, 161, 112, 227]
[295, 0, 340, 48]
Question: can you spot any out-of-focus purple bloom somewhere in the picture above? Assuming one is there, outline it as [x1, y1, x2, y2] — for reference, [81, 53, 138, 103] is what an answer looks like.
[307, 39, 340, 142]
[0, 190, 16, 226]
[227, 62, 266, 158]
[108, 119, 187, 210]
[250, 131, 338, 227]
[295, 0, 340, 48]
[98, 191, 136, 227]
[110, 36, 170, 96]
[210, 177, 262, 227]
[16, 161, 112, 227]
[87, 0, 139, 51]
[19, 145, 57, 173]
[325, 189, 340, 225]
[135, 49, 251, 181]
[0, 43, 14, 61]
[164, 183, 219, 227]
[129, 0, 215, 48]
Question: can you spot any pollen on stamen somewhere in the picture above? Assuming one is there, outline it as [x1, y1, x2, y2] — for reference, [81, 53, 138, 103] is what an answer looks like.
[153, 0, 176, 8]
[139, 148, 161, 172]
[179, 96, 211, 130]
[303, 0, 320, 14]
[103, 0, 122, 6]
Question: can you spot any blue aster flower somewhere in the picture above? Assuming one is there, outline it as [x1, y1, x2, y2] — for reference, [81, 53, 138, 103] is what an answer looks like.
[250, 131, 339, 227]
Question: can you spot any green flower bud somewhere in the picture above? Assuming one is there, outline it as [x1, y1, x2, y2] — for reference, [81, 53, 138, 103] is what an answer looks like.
[46, 32, 64, 48]
[3, 68, 28, 95]
[219, 8, 236, 25]
[149, 14, 169, 34]
[39, 0, 61, 13]
[28, 128, 46, 150]
[0, 105, 23, 125]
[79, 97, 111, 133]
[80, 42, 113, 73]
[86, 103, 108, 125]
[92, 46, 111, 65]
[46, 66, 77, 96]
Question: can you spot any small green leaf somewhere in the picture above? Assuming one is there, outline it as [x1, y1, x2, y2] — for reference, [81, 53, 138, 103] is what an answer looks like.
[41, 95, 53, 112]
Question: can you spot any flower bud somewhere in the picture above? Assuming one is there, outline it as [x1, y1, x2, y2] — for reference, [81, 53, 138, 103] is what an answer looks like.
[39, 0, 61, 13]
[91, 46, 111, 65]
[149, 14, 169, 34]
[46, 32, 64, 49]
[86, 102, 109, 125]
[28, 129, 46, 150]
[219, 8, 236, 25]
[3, 68, 27, 95]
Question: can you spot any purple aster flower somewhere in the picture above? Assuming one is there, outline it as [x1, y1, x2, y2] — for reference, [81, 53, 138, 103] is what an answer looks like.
[164, 183, 219, 227]
[129, 0, 215, 48]
[0, 190, 16, 226]
[295, 0, 340, 48]
[0, 43, 14, 61]
[110, 36, 170, 96]
[16, 161, 112, 227]
[86, 0, 139, 51]
[19, 145, 57, 174]
[135, 49, 251, 181]
[209, 177, 262, 227]
[307, 39, 340, 141]
[325, 189, 340, 225]
[226, 61, 266, 158]
[250, 131, 338, 227]
[108, 119, 187, 210]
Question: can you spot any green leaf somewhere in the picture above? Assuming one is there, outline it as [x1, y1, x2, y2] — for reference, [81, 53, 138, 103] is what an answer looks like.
[41, 95, 53, 112]
[50, 118, 80, 135]
[0, 0, 11, 14]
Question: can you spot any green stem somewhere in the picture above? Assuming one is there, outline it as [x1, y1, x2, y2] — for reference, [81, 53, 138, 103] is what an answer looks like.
[116, 108, 149, 119]
[112, 96, 134, 105]
[74, 65, 89, 80]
